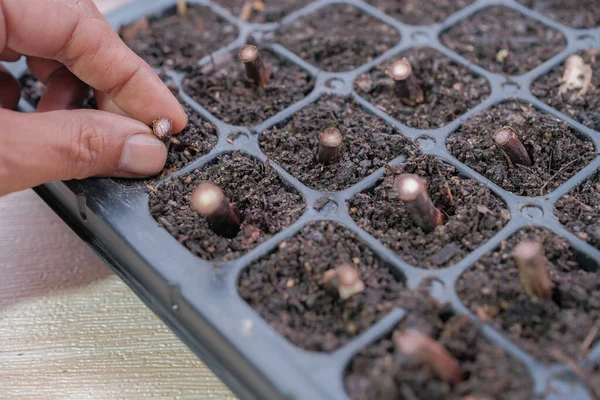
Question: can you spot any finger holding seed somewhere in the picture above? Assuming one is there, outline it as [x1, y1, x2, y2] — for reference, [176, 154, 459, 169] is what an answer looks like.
[152, 117, 173, 143]
[191, 182, 241, 238]
[317, 127, 343, 164]
[323, 263, 365, 300]
[240, 44, 270, 88]
[393, 329, 463, 384]
[513, 240, 553, 300]
[493, 126, 532, 168]
[387, 58, 424, 107]
[395, 174, 443, 233]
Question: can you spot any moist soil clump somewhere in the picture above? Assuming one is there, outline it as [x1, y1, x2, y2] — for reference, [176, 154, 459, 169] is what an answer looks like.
[516, 0, 600, 29]
[532, 50, 600, 132]
[120, 4, 238, 72]
[457, 227, 600, 363]
[355, 47, 490, 129]
[214, 0, 313, 23]
[276, 4, 400, 72]
[149, 152, 305, 261]
[555, 171, 600, 249]
[239, 221, 405, 352]
[366, 0, 474, 25]
[447, 101, 596, 197]
[184, 49, 314, 126]
[348, 152, 510, 269]
[345, 291, 533, 400]
[441, 6, 566, 75]
[259, 95, 414, 192]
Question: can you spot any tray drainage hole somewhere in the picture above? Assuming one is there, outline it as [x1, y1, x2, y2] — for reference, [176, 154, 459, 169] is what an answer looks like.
[521, 204, 543, 221]
[313, 198, 338, 215]
[410, 31, 429, 42]
[416, 136, 436, 151]
[325, 77, 345, 90]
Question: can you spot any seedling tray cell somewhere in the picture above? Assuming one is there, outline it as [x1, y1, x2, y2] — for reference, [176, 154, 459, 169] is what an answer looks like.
[5, 0, 600, 398]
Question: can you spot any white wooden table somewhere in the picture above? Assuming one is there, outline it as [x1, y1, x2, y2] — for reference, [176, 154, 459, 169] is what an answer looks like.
[0, 1, 236, 398]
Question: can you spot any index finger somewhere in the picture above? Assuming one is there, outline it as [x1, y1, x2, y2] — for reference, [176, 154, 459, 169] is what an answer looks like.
[1, 0, 187, 132]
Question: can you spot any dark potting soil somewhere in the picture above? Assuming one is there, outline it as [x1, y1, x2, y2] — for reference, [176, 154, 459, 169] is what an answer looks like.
[354, 47, 491, 129]
[239, 221, 405, 352]
[348, 153, 510, 270]
[259, 95, 415, 192]
[555, 171, 600, 249]
[441, 6, 566, 76]
[516, 0, 600, 29]
[532, 50, 600, 133]
[183, 48, 314, 126]
[120, 4, 238, 72]
[457, 226, 600, 363]
[149, 152, 305, 261]
[214, 0, 313, 23]
[275, 4, 400, 72]
[365, 0, 474, 25]
[345, 291, 534, 400]
[446, 101, 596, 197]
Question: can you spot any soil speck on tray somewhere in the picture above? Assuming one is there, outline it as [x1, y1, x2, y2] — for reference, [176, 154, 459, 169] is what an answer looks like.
[447, 101, 596, 197]
[214, 0, 313, 23]
[366, 0, 474, 25]
[532, 50, 600, 132]
[345, 290, 534, 400]
[355, 47, 490, 129]
[260, 95, 414, 191]
[457, 226, 600, 363]
[441, 6, 566, 75]
[149, 152, 305, 261]
[276, 4, 400, 72]
[348, 153, 510, 269]
[120, 4, 238, 72]
[238, 221, 405, 352]
[184, 48, 314, 126]
[555, 171, 600, 249]
[516, 0, 600, 29]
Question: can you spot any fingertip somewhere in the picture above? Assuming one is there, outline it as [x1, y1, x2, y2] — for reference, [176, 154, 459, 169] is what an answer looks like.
[171, 101, 188, 134]
[0, 66, 21, 110]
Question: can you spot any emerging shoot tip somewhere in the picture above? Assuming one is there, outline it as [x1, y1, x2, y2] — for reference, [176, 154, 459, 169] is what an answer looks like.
[239, 45, 270, 88]
[387, 58, 424, 107]
[393, 329, 463, 384]
[394, 174, 443, 233]
[493, 126, 532, 168]
[191, 182, 241, 238]
[513, 240, 553, 300]
[323, 263, 365, 300]
[317, 127, 343, 164]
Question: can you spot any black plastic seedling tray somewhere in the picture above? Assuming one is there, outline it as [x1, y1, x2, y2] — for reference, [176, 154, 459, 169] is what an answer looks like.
[5, 0, 600, 398]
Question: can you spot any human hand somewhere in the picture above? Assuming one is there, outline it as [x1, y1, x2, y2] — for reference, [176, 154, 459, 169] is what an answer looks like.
[0, 0, 188, 196]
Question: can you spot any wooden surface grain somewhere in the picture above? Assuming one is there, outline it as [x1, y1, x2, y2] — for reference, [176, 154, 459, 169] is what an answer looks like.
[0, 1, 235, 399]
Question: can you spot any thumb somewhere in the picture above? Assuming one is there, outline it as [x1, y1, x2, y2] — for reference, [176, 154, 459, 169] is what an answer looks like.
[0, 108, 167, 195]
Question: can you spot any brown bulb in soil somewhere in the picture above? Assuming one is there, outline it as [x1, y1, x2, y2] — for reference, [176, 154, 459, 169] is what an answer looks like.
[152, 118, 173, 143]
[513, 240, 553, 300]
[393, 329, 463, 384]
[394, 174, 443, 233]
[317, 127, 343, 164]
[191, 182, 241, 238]
[493, 126, 532, 168]
[387, 58, 424, 107]
[322, 263, 365, 300]
[239, 45, 270, 88]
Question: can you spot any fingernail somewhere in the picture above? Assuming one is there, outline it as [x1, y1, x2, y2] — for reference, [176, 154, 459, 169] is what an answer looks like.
[118, 134, 167, 176]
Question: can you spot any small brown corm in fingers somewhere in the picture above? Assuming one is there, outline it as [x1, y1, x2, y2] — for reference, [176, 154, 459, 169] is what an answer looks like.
[393, 329, 463, 384]
[191, 183, 241, 238]
[317, 127, 343, 164]
[387, 58, 424, 107]
[239, 45, 270, 88]
[513, 240, 553, 300]
[493, 126, 532, 167]
[152, 118, 173, 143]
[395, 174, 443, 233]
[323, 263, 365, 300]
